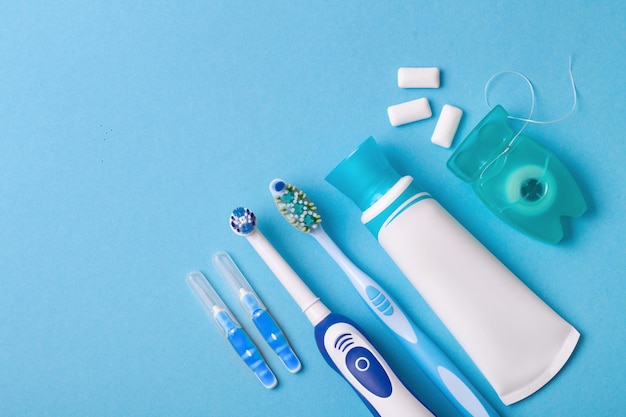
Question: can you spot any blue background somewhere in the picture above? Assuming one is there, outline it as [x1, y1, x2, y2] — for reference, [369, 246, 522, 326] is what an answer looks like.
[1, 1, 624, 416]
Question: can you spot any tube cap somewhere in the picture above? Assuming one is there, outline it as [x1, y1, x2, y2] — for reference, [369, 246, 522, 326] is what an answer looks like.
[325, 137, 401, 211]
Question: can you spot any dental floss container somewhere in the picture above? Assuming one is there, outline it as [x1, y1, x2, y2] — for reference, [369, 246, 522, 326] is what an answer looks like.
[447, 105, 587, 244]
[325, 137, 580, 405]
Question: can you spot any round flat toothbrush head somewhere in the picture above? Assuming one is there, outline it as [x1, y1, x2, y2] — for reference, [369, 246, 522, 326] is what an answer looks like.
[269, 179, 322, 233]
[229, 207, 257, 236]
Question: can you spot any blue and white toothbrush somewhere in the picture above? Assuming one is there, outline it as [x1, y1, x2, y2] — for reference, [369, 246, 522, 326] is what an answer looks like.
[186, 270, 278, 389]
[212, 250, 302, 373]
[229, 207, 434, 417]
[269, 179, 500, 417]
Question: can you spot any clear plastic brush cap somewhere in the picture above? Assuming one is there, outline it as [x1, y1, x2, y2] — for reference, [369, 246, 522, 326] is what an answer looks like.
[186, 270, 236, 334]
[212, 251, 266, 313]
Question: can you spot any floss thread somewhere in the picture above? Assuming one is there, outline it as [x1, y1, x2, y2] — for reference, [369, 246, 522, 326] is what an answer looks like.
[480, 57, 579, 179]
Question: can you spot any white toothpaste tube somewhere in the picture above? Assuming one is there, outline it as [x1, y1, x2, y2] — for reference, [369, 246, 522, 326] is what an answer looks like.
[326, 137, 580, 406]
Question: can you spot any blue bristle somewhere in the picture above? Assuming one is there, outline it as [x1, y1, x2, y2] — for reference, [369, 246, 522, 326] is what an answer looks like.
[232, 207, 246, 217]
[230, 207, 256, 235]
[273, 180, 286, 193]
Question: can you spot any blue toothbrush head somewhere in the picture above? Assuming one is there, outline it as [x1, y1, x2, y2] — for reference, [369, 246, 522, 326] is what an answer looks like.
[230, 207, 257, 236]
[269, 178, 322, 233]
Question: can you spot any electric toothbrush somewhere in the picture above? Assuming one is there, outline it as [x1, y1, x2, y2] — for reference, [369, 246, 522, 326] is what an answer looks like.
[229, 207, 434, 417]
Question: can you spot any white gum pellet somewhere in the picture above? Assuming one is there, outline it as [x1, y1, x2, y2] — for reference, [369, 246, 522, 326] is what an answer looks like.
[387, 97, 432, 127]
[430, 104, 463, 148]
[398, 67, 440, 88]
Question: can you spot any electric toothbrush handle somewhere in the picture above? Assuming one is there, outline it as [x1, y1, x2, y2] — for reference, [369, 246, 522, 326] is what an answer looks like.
[246, 230, 331, 326]
[314, 313, 434, 417]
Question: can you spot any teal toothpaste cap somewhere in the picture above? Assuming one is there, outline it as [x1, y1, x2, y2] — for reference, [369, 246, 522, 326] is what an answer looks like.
[325, 137, 401, 211]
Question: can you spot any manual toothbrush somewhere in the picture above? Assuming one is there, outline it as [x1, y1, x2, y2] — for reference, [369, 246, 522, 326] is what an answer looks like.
[269, 179, 500, 417]
[229, 206, 434, 417]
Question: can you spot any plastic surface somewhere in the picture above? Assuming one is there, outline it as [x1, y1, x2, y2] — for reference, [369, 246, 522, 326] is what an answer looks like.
[315, 313, 434, 417]
[447, 105, 587, 243]
[212, 251, 302, 373]
[186, 271, 277, 389]
[326, 138, 581, 405]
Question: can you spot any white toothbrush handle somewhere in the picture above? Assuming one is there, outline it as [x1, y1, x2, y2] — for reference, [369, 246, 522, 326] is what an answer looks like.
[313, 227, 500, 417]
[246, 229, 331, 326]
[316, 313, 434, 417]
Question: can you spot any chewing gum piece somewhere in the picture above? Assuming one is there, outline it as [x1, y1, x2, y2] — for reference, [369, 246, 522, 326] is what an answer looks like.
[431, 104, 463, 148]
[398, 67, 440, 88]
[387, 98, 432, 127]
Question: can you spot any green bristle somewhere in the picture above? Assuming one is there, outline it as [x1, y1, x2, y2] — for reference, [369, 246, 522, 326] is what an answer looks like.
[274, 183, 322, 233]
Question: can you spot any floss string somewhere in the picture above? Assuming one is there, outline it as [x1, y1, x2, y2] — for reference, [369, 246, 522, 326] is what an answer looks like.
[479, 57, 578, 180]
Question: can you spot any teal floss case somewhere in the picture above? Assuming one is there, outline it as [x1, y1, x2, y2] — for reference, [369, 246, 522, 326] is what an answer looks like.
[447, 105, 587, 244]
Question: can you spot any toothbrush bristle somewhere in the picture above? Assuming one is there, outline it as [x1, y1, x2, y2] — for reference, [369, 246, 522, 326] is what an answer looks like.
[273, 182, 322, 233]
[230, 207, 257, 236]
